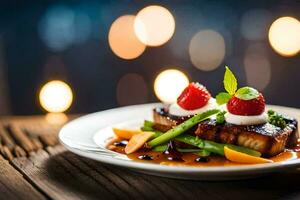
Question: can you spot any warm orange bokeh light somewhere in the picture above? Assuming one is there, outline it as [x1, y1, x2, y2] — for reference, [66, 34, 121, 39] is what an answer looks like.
[108, 15, 146, 59]
[244, 44, 271, 91]
[39, 80, 73, 113]
[116, 73, 148, 106]
[268, 16, 300, 57]
[45, 113, 68, 125]
[154, 69, 189, 103]
[189, 30, 225, 71]
[134, 5, 175, 46]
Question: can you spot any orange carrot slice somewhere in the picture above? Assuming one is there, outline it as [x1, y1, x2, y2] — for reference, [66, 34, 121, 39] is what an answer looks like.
[224, 146, 273, 164]
[125, 132, 154, 154]
[112, 128, 142, 139]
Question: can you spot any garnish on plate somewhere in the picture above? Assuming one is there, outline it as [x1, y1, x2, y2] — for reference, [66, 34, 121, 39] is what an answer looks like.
[267, 109, 287, 128]
[148, 109, 220, 147]
[216, 111, 226, 124]
[108, 65, 298, 166]
[227, 92, 265, 116]
[177, 82, 211, 110]
[216, 66, 265, 116]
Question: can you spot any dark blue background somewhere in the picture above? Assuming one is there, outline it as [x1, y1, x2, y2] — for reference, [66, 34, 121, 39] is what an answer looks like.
[0, 0, 299, 115]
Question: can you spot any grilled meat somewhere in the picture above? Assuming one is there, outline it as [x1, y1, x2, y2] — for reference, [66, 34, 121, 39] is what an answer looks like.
[195, 119, 298, 157]
[153, 107, 198, 133]
[153, 107, 299, 157]
[153, 107, 190, 129]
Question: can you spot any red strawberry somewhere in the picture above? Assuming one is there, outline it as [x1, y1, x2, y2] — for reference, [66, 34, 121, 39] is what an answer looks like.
[227, 93, 265, 116]
[177, 82, 211, 110]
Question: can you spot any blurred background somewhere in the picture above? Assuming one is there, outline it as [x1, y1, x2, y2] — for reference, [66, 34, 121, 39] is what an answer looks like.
[0, 0, 300, 116]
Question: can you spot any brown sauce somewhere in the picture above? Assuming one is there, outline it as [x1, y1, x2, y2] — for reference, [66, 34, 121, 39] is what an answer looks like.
[107, 138, 300, 167]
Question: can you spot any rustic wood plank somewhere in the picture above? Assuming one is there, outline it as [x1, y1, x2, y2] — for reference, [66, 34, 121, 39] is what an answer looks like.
[24, 127, 48, 150]
[39, 134, 58, 147]
[0, 154, 45, 200]
[46, 146, 292, 200]
[78, 157, 145, 200]
[81, 156, 174, 200]
[7, 124, 34, 152]
[30, 137, 44, 150]
[0, 145, 14, 161]
[11, 143, 300, 200]
[12, 147, 119, 200]
[14, 145, 27, 157]
[48, 146, 173, 200]
[0, 125, 15, 151]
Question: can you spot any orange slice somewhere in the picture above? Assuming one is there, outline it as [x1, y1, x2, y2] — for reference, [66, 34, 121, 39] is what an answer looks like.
[125, 131, 154, 154]
[224, 146, 273, 164]
[112, 128, 142, 139]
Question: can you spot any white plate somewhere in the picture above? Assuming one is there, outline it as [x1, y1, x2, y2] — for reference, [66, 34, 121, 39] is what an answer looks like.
[59, 103, 300, 180]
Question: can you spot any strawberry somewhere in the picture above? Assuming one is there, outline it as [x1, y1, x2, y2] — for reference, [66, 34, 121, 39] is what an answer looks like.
[177, 82, 211, 110]
[227, 93, 265, 116]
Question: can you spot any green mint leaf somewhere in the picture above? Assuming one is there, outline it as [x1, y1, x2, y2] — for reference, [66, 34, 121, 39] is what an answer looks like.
[224, 66, 237, 95]
[216, 92, 231, 105]
[216, 111, 226, 124]
[235, 86, 259, 100]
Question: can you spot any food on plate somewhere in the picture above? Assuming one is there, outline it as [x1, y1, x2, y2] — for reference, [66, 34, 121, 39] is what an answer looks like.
[108, 66, 299, 166]
[153, 82, 218, 129]
[195, 118, 298, 157]
[125, 131, 155, 154]
[112, 128, 142, 139]
[224, 146, 273, 164]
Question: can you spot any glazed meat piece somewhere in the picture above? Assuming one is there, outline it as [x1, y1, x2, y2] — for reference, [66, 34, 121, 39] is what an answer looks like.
[153, 107, 299, 157]
[153, 107, 190, 129]
[195, 119, 298, 157]
[152, 107, 197, 133]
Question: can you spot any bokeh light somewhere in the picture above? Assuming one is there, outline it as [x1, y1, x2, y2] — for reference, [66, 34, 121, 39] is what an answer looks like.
[268, 16, 300, 57]
[154, 69, 189, 103]
[38, 5, 92, 52]
[39, 80, 73, 113]
[189, 30, 225, 71]
[45, 113, 68, 125]
[108, 15, 146, 59]
[134, 5, 175, 46]
[116, 73, 148, 106]
[240, 9, 272, 41]
[38, 5, 75, 51]
[244, 43, 271, 91]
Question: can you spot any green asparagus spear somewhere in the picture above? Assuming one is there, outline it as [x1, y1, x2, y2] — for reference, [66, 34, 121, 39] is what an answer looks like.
[152, 144, 211, 156]
[193, 150, 211, 157]
[176, 135, 225, 155]
[141, 120, 163, 137]
[141, 120, 155, 131]
[152, 144, 167, 152]
[176, 135, 261, 157]
[148, 109, 220, 147]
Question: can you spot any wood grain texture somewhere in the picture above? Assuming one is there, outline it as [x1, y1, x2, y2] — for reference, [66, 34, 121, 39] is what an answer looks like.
[7, 124, 35, 152]
[12, 148, 116, 200]
[0, 154, 45, 200]
[0, 114, 299, 200]
[0, 125, 15, 150]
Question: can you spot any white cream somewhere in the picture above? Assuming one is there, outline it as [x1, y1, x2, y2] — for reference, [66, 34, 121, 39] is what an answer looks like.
[224, 112, 268, 125]
[169, 98, 218, 116]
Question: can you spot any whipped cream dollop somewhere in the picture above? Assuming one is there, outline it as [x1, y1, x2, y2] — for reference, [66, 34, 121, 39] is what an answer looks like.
[224, 112, 268, 125]
[169, 98, 218, 116]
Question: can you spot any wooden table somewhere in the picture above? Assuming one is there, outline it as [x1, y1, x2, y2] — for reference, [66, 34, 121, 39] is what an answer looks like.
[0, 114, 299, 200]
